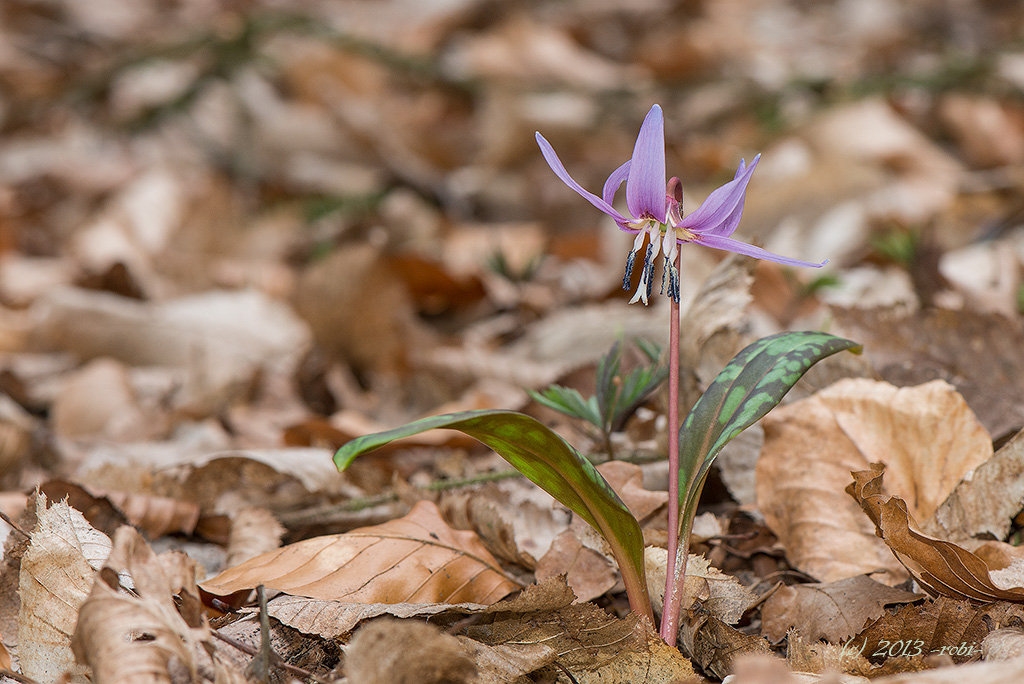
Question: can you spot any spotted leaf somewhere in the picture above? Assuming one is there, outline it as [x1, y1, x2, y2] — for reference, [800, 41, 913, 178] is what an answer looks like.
[678, 332, 862, 517]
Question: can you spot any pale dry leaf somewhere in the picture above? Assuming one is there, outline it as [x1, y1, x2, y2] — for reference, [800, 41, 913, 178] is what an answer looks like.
[224, 507, 284, 568]
[267, 594, 488, 640]
[200, 500, 518, 605]
[17, 491, 110, 682]
[983, 628, 1024, 661]
[104, 489, 202, 539]
[870, 657, 1024, 683]
[345, 618, 476, 684]
[645, 547, 757, 624]
[73, 526, 213, 683]
[757, 379, 991, 584]
[456, 637, 557, 684]
[724, 654, 870, 684]
[847, 464, 1024, 602]
[785, 631, 897, 680]
[925, 429, 1024, 541]
[51, 356, 152, 441]
[761, 575, 922, 644]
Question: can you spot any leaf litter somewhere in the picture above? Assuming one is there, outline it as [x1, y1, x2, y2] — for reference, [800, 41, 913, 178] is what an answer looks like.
[3, 0, 1024, 681]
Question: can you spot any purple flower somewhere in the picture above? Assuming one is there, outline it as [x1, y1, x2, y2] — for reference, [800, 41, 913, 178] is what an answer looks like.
[536, 104, 826, 304]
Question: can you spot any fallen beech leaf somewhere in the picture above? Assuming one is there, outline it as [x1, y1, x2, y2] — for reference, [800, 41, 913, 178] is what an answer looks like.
[534, 528, 616, 603]
[727, 654, 871, 683]
[18, 492, 109, 682]
[834, 306, 1024, 440]
[680, 607, 772, 680]
[847, 464, 1024, 602]
[757, 379, 991, 583]
[870, 657, 1024, 683]
[440, 479, 571, 569]
[72, 526, 213, 682]
[200, 500, 518, 605]
[761, 575, 922, 643]
[983, 628, 1024, 661]
[850, 597, 1024, 666]
[345, 619, 477, 684]
[224, 507, 284, 567]
[467, 602, 695, 683]
[267, 595, 489, 640]
[457, 637, 557, 683]
[596, 460, 668, 524]
[925, 429, 1024, 541]
[646, 548, 757, 624]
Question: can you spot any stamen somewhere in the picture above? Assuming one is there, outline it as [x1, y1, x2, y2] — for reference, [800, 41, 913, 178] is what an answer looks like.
[622, 250, 636, 291]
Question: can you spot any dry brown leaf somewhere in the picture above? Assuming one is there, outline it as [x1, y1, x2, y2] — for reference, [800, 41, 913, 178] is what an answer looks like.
[534, 528, 616, 603]
[467, 601, 695, 683]
[440, 478, 571, 569]
[847, 464, 1024, 602]
[761, 575, 922, 643]
[224, 507, 284, 567]
[457, 637, 558, 684]
[200, 500, 518, 606]
[596, 460, 668, 524]
[345, 618, 477, 684]
[925, 429, 1024, 541]
[17, 491, 109, 682]
[757, 379, 991, 584]
[50, 357, 152, 441]
[646, 548, 757, 624]
[266, 594, 487, 640]
[680, 607, 772, 679]
[850, 597, 1024, 666]
[833, 307, 1024, 440]
[72, 526, 213, 683]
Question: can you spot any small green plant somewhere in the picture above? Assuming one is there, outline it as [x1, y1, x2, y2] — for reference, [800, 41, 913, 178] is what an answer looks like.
[335, 332, 860, 628]
[529, 339, 667, 459]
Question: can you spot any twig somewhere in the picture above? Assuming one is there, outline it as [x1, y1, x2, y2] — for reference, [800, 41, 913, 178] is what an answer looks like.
[0, 511, 29, 539]
[211, 628, 325, 682]
[279, 469, 523, 528]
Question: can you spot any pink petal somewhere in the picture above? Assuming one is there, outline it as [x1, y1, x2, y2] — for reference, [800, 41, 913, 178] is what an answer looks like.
[536, 132, 627, 222]
[625, 105, 667, 223]
[679, 155, 760, 236]
[692, 234, 827, 267]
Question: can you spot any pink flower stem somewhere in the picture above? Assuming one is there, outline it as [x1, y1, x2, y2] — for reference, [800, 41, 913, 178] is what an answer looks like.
[660, 248, 683, 645]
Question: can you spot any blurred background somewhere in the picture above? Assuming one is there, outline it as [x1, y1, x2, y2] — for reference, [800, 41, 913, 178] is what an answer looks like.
[1, 0, 1023, 472]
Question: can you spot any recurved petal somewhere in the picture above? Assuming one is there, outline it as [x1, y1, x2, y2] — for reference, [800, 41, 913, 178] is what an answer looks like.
[603, 160, 630, 207]
[625, 105, 667, 223]
[678, 154, 760, 235]
[692, 234, 828, 268]
[536, 132, 627, 222]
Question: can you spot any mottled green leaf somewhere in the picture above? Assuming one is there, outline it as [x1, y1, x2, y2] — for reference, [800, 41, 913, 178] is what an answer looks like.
[678, 332, 862, 516]
[334, 410, 651, 619]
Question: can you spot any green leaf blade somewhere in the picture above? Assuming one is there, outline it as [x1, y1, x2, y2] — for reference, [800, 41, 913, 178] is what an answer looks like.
[678, 331, 862, 508]
[334, 410, 651, 619]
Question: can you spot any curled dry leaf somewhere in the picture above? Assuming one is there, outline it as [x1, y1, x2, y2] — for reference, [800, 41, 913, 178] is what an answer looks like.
[200, 500, 518, 606]
[72, 526, 213, 683]
[983, 628, 1024, 661]
[761, 575, 922, 644]
[757, 379, 991, 584]
[17, 492, 110, 682]
[224, 507, 284, 567]
[847, 464, 1024, 602]
[680, 607, 772, 680]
